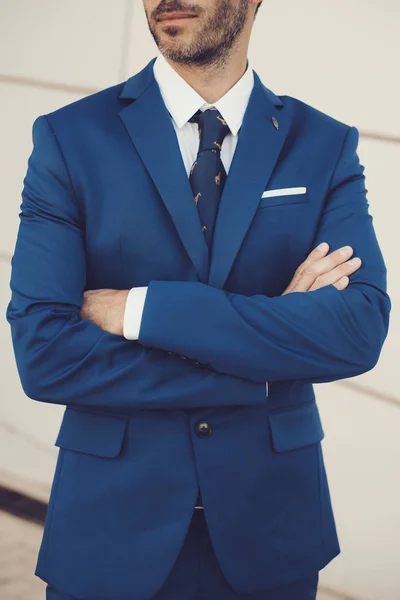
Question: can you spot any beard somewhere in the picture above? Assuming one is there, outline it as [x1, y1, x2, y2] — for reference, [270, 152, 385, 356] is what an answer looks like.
[147, 0, 248, 67]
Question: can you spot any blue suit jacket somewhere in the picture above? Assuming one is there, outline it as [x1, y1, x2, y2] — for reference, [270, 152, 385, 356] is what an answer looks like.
[6, 56, 391, 600]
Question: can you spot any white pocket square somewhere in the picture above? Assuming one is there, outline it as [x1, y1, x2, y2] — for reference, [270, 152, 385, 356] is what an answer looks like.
[261, 187, 307, 199]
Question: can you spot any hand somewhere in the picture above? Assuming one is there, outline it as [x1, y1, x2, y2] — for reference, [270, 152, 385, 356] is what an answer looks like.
[281, 242, 362, 295]
[80, 289, 130, 336]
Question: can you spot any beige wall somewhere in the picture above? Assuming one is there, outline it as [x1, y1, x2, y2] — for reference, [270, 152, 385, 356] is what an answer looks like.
[1, 2, 399, 599]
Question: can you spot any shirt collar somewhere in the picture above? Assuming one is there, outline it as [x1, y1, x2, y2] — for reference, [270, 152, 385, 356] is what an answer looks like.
[153, 52, 254, 136]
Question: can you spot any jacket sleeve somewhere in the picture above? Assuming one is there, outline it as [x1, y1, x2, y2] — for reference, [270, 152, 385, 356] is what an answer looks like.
[6, 115, 266, 411]
[138, 126, 391, 384]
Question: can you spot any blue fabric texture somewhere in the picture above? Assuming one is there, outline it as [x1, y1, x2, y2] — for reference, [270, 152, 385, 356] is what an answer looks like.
[6, 56, 391, 600]
[46, 509, 319, 600]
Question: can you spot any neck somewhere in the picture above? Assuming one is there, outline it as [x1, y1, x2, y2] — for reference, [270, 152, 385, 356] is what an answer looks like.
[163, 51, 249, 104]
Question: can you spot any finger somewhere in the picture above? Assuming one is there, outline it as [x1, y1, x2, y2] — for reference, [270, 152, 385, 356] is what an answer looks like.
[332, 276, 349, 290]
[310, 245, 354, 275]
[298, 245, 353, 291]
[304, 244, 354, 271]
[284, 242, 331, 293]
[310, 241, 330, 257]
[308, 257, 362, 291]
[287, 243, 357, 295]
[309, 277, 350, 292]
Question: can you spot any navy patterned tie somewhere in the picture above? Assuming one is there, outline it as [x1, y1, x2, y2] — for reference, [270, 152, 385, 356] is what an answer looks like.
[188, 108, 230, 256]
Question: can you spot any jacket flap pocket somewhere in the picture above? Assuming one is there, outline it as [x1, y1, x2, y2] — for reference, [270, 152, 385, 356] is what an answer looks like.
[55, 407, 129, 458]
[259, 192, 310, 208]
[268, 402, 324, 452]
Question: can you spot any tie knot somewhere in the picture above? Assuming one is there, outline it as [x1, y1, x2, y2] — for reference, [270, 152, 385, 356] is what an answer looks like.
[189, 108, 230, 152]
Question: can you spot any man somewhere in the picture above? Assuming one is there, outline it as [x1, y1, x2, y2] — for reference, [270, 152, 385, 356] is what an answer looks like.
[6, 0, 390, 599]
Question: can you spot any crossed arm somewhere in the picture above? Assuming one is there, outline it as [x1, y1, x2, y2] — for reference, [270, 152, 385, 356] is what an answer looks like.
[7, 117, 391, 414]
[84, 126, 391, 384]
[7, 115, 269, 412]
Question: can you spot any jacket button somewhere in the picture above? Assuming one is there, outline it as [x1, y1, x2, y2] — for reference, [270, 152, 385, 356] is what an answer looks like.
[195, 421, 212, 437]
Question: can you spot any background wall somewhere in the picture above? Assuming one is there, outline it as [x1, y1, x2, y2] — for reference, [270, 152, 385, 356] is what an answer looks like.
[0, 2, 399, 599]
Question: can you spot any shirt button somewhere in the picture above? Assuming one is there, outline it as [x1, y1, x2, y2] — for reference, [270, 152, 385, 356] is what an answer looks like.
[195, 421, 212, 437]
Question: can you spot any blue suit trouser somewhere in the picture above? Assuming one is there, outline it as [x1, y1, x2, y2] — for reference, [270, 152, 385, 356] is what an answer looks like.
[45, 508, 319, 600]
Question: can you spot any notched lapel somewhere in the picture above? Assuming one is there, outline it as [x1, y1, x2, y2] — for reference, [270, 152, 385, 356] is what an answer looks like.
[117, 59, 292, 290]
[208, 72, 292, 290]
[118, 59, 209, 283]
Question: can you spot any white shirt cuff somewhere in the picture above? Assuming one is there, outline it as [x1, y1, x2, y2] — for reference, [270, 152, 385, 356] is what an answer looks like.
[123, 287, 148, 340]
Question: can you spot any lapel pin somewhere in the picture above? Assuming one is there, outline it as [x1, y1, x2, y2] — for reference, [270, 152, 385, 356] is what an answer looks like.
[272, 117, 279, 130]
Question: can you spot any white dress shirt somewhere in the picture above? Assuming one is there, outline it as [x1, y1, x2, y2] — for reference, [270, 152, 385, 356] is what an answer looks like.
[123, 51, 255, 340]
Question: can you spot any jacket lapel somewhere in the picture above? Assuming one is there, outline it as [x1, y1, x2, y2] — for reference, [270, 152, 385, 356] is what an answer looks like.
[118, 59, 292, 290]
[208, 71, 292, 289]
[118, 58, 209, 283]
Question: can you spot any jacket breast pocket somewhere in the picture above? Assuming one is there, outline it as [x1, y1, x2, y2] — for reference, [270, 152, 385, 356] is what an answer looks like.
[259, 192, 311, 209]
[268, 402, 324, 452]
[55, 406, 129, 458]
